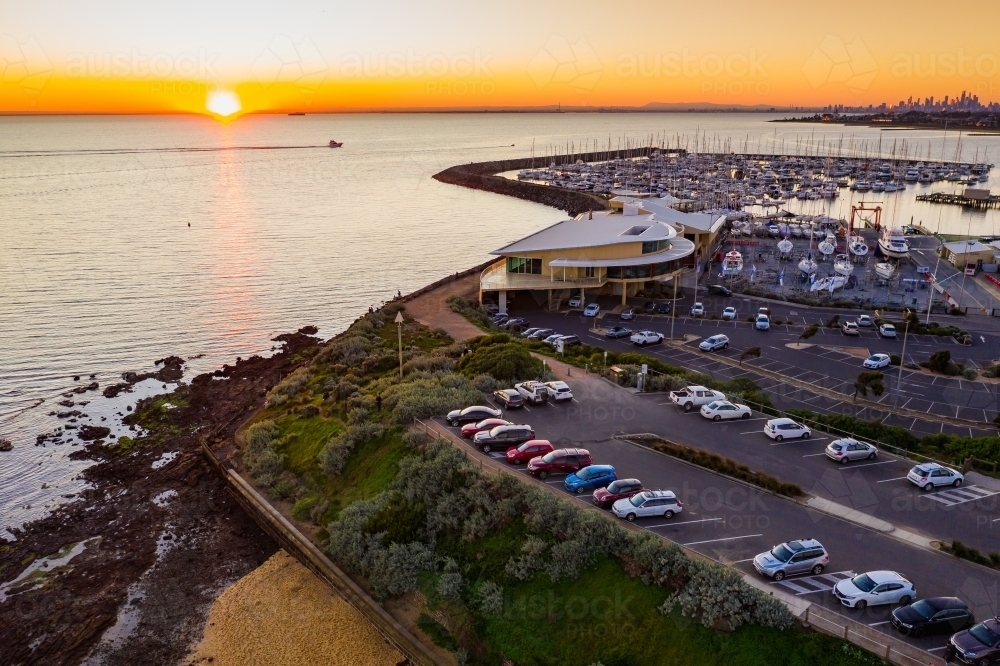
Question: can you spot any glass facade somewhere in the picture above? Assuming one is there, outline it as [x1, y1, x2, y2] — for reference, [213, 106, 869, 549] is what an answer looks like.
[606, 260, 680, 280]
[506, 257, 542, 274]
[641, 239, 670, 254]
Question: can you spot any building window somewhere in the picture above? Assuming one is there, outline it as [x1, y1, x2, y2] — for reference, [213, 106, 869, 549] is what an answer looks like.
[506, 257, 542, 274]
[641, 240, 669, 254]
[584, 266, 595, 278]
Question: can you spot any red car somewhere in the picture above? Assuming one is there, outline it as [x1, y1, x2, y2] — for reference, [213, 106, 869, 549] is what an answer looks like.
[592, 478, 645, 509]
[526, 448, 592, 479]
[505, 439, 554, 465]
[461, 418, 510, 439]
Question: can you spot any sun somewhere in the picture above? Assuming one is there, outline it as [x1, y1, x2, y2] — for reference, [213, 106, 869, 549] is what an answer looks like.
[206, 90, 242, 119]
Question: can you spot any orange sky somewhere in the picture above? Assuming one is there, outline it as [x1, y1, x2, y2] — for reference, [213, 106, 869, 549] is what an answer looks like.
[3, 1, 998, 117]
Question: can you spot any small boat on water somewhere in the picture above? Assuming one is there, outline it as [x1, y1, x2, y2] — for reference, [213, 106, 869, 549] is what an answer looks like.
[329, 140, 344, 148]
[833, 254, 855, 277]
[849, 236, 869, 257]
[877, 227, 910, 259]
[721, 250, 744, 277]
[874, 262, 896, 280]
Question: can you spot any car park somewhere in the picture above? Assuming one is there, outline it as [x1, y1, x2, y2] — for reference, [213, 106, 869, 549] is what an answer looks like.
[527, 328, 554, 340]
[699, 334, 729, 352]
[700, 400, 751, 421]
[764, 418, 811, 441]
[583, 303, 601, 317]
[669, 385, 726, 412]
[505, 439, 553, 465]
[527, 448, 592, 479]
[567, 295, 582, 308]
[907, 462, 964, 490]
[752, 539, 830, 581]
[460, 417, 510, 438]
[605, 326, 632, 339]
[891, 597, 974, 637]
[620, 307, 636, 320]
[630, 330, 664, 346]
[947, 617, 1000, 664]
[833, 571, 915, 609]
[707, 284, 732, 296]
[544, 381, 573, 402]
[446, 405, 502, 426]
[858, 314, 873, 327]
[656, 301, 672, 314]
[690, 302, 705, 317]
[755, 314, 770, 331]
[473, 424, 534, 453]
[515, 381, 550, 405]
[721, 306, 737, 321]
[842, 321, 860, 336]
[643, 301, 656, 313]
[564, 465, 617, 494]
[825, 438, 877, 463]
[880, 323, 897, 339]
[611, 490, 683, 521]
[863, 353, 891, 369]
[493, 389, 525, 409]
[592, 478, 644, 509]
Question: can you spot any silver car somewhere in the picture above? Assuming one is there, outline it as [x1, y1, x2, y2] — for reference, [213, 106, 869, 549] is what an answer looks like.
[825, 438, 878, 464]
[753, 539, 830, 581]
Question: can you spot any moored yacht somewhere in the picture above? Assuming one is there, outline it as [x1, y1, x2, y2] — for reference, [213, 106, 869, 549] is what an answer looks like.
[721, 250, 743, 276]
[874, 261, 896, 280]
[833, 254, 855, 277]
[877, 227, 910, 259]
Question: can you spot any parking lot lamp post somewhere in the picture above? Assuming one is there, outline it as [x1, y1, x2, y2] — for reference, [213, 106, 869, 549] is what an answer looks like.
[395, 311, 404, 378]
[670, 272, 678, 341]
[603, 350, 607, 371]
[894, 312, 910, 409]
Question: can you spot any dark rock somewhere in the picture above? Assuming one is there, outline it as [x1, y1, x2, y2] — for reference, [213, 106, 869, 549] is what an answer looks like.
[78, 425, 111, 441]
[73, 375, 80, 381]
[0, 439, 12, 452]
[298, 325, 318, 335]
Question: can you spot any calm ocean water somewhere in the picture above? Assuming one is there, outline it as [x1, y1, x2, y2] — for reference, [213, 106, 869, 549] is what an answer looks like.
[2, 112, 999, 535]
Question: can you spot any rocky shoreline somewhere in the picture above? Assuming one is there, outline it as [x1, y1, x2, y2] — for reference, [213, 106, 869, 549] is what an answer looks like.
[0, 329, 321, 666]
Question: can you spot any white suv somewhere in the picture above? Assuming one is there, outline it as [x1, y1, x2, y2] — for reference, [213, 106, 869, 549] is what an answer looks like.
[907, 463, 964, 491]
[612, 490, 683, 521]
[544, 381, 573, 402]
[753, 539, 830, 581]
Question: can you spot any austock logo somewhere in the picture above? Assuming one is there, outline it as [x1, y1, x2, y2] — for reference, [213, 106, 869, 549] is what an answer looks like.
[0, 35, 53, 94]
[252, 35, 328, 93]
[801, 35, 878, 94]
[527, 35, 603, 93]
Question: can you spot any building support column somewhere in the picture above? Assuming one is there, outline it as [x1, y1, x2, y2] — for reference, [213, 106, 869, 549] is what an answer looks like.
[580, 288, 585, 306]
[499, 290, 507, 315]
[621, 286, 627, 306]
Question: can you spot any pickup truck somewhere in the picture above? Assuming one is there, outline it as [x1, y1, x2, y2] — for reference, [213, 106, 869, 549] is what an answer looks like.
[669, 385, 726, 412]
[630, 330, 664, 347]
[515, 381, 550, 404]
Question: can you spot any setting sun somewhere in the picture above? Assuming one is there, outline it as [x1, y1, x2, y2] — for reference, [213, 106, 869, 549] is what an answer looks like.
[206, 90, 241, 118]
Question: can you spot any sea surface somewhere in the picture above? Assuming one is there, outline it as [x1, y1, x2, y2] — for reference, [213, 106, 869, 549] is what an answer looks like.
[2, 112, 999, 536]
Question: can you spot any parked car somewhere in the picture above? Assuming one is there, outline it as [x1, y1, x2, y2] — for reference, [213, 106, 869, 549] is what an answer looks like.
[707, 284, 732, 296]
[493, 389, 525, 409]
[752, 538, 830, 581]
[863, 353, 891, 369]
[567, 295, 582, 308]
[669, 385, 726, 412]
[842, 321, 860, 336]
[891, 597, 974, 637]
[605, 326, 632, 339]
[755, 314, 771, 331]
[483, 301, 499, 314]
[700, 400, 752, 421]
[907, 462, 964, 490]
[583, 303, 601, 317]
[473, 424, 535, 453]
[690, 302, 705, 317]
[611, 490, 683, 521]
[620, 307, 637, 320]
[721, 306, 737, 321]
[515, 381, 550, 405]
[758, 307, 771, 317]
[446, 405, 502, 426]
[528, 328, 555, 340]
[526, 448, 592, 479]
[656, 301, 672, 314]
[460, 417, 510, 438]
[544, 381, 573, 402]
[879, 323, 897, 339]
[833, 571, 915, 609]
[947, 617, 1000, 664]
[858, 314, 873, 327]
[542, 333, 564, 345]
[699, 334, 729, 352]
[630, 330, 664, 346]
[564, 465, 617, 494]
[555, 334, 582, 347]
[643, 301, 656, 313]
[519, 327, 542, 338]
[764, 418, 811, 441]
[502, 317, 529, 330]
[825, 438, 878, 464]
[592, 478, 644, 509]
[491, 314, 509, 326]
[505, 439, 553, 465]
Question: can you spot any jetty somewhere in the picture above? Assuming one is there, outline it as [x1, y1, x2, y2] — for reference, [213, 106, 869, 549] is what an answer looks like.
[915, 190, 1000, 210]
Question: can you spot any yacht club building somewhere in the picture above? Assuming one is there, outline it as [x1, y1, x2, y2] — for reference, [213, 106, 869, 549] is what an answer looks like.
[481, 200, 711, 312]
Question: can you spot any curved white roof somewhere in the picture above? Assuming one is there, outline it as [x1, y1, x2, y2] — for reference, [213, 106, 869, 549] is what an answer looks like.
[491, 214, 678, 255]
[547, 239, 695, 267]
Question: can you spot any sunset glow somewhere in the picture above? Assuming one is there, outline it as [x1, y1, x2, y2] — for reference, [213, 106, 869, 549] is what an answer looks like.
[206, 90, 241, 118]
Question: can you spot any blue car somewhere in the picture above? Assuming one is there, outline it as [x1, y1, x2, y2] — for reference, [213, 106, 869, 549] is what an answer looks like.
[564, 465, 617, 494]
[582, 303, 600, 317]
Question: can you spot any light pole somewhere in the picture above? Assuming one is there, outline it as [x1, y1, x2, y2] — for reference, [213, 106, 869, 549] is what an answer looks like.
[395, 311, 404, 378]
[670, 272, 678, 341]
[894, 311, 911, 409]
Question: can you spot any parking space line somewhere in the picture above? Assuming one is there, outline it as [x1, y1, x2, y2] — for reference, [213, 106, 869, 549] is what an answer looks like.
[876, 476, 909, 483]
[682, 534, 762, 546]
[803, 452, 828, 457]
[868, 621, 891, 627]
[647, 517, 724, 528]
[771, 437, 827, 445]
[839, 460, 900, 469]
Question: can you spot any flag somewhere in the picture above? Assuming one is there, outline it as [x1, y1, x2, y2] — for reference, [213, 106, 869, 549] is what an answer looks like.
[696, 258, 702, 274]
[749, 264, 756, 282]
[778, 268, 784, 286]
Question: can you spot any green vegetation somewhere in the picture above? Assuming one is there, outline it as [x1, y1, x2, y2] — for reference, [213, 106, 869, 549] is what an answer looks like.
[945, 540, 1000, 571]
[920, 349, 976, 378]
[739, 346, 762, 366]
[799, 324, 819, 341]
[852, 371, 885, 401]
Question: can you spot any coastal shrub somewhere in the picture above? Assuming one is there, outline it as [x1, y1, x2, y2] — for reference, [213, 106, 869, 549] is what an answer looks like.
[347, 407, 371, 424]
[362, 350, 399, 375]
[385, 375, 482, 424]
[984, 364, 1000, 379]
[402, 354, 455, 375]
[922, 349, 962, 376]
[889, 354, 901, 366]
[327, 379, 359, 401]
[403, 428, 431, 448]
[246, 420, 279, 457]
[291, 495, 321, 521]
[475, 581, 504, 617]
[267, 367, 311, 406]
[315, 335, 371, 367]
[458, 342, 544, 382]
[446, 295, 494, 330]
[318, 421, 386, 475]
[963, 368, 978, 380]
[472, 373, 500, 393]
[366, 541, 437, 601]
[248, 446, 285, 487]
[270, 475, 299, 500]
[504, 536, 549, 581]
[300, 403, 320, 418]
[437, 558, 465, 599]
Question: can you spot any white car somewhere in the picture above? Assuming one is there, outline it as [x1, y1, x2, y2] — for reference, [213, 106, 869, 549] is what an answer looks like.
[721, 306, 737, 320]
[690, 302, 705, 317]
[514, 380, 550, 404]
[699, 334, 729, 352]
[542, 334, 564, 345]
[544, 381, 573, 402]
[833, 571, 915, 609]
[879, 323, 897, 339]
[907, 462, 964, 491]
[669, 385, 726, 412]
[630, 330, 664, 346]
[611, 490, 683, 521]
[858, 314, 873, 327]
[583, 303, 601, 317]
[764, 418, 811, 441]
[700, 400, 752, 421]
[755, 314, 770, 331]
[863, 353, 891, 369]
[567, 295, 582, 308]
[825, 438, 878, 463]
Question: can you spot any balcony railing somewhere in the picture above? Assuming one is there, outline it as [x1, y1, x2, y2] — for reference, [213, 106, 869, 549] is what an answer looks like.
[480, 261, 605, 291]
